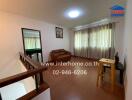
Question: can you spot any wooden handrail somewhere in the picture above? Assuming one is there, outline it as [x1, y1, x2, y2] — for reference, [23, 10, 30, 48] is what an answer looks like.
[19, 52, 44, 84]
[19, 52, 41, 69]
[0, 67, 47, 88]
[17, 83, 49, 100]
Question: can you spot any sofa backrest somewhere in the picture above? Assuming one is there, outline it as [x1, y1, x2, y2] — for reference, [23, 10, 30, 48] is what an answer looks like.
[51, 49, 65, 53]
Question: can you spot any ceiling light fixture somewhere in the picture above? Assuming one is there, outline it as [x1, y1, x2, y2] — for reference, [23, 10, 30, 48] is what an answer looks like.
[68, 10, 80, 18]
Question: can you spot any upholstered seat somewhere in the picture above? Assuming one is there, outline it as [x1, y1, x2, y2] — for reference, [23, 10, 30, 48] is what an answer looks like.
[50, 49, 71, 62]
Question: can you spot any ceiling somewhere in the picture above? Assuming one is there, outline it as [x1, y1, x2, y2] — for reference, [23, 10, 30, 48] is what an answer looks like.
[0, 0, 126, 28]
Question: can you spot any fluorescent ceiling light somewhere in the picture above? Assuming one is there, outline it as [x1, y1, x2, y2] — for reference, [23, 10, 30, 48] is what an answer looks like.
[68, 10, 80, 18]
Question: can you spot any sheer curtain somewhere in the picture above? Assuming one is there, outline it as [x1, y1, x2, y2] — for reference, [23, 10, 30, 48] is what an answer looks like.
[24, 37, 41, 49]
[74, 23, 115, 59]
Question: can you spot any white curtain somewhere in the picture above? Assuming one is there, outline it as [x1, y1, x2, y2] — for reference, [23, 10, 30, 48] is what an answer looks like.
[74, 23, 115, 59]
[24, 37, 41, 49]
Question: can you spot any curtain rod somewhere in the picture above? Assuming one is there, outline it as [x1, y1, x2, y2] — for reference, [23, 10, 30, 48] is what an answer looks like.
[73, 19, 119, 31]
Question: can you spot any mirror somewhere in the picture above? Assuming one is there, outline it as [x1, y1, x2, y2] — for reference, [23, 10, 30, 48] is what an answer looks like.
[22, 28, 43, 62]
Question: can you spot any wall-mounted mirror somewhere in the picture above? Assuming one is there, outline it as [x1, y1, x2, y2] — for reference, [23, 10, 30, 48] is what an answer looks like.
[22, 28, 43, 62]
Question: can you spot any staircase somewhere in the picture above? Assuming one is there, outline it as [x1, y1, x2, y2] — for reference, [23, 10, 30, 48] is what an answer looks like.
[0, 53, 50, 100]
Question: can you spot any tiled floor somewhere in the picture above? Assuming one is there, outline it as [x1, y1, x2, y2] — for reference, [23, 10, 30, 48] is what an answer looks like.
[43, 57, 124, 100]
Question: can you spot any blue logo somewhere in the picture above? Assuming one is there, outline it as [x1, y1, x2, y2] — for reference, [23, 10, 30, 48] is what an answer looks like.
[111, 5, 125, 17]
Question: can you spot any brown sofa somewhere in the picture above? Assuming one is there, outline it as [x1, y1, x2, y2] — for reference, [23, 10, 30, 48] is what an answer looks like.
[50, 49, 71, 62]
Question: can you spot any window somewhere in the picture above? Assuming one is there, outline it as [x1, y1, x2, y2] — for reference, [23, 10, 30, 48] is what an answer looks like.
[74, 23, 115, 58]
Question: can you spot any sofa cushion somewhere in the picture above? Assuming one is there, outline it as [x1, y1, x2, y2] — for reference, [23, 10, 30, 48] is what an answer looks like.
[50, 49, 71, 62]
[57, 54, 71, 59]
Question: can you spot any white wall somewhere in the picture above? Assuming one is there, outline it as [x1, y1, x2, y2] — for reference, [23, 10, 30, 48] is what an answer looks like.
[113, 17, 125, 63]
[124, 0, 132, 99]
[20, 61, 36, 93]
[0, 11, 70, 79]
[0, 82, 26, 100]
[41, 23, 70, 61]
[69, 30, 74, 55]
[32, 88, 51, 100]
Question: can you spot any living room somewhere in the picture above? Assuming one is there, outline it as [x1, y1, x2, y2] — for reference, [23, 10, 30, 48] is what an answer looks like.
[1, 0, 132, 100]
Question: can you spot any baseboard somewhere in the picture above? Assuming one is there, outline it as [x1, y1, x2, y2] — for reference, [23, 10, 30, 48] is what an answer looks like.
[71, 55, 99, 61]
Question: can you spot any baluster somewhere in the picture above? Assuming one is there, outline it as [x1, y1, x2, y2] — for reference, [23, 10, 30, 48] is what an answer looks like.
[34, 74, 39, 91]
[0, 93, 2, 100]
[39, 72, 44, 84]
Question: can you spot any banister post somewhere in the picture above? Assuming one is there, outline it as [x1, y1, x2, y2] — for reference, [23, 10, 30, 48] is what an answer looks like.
[34, 74, 39, 91]
[40, 72, 44, 84]
[0, 93, 2, 100]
